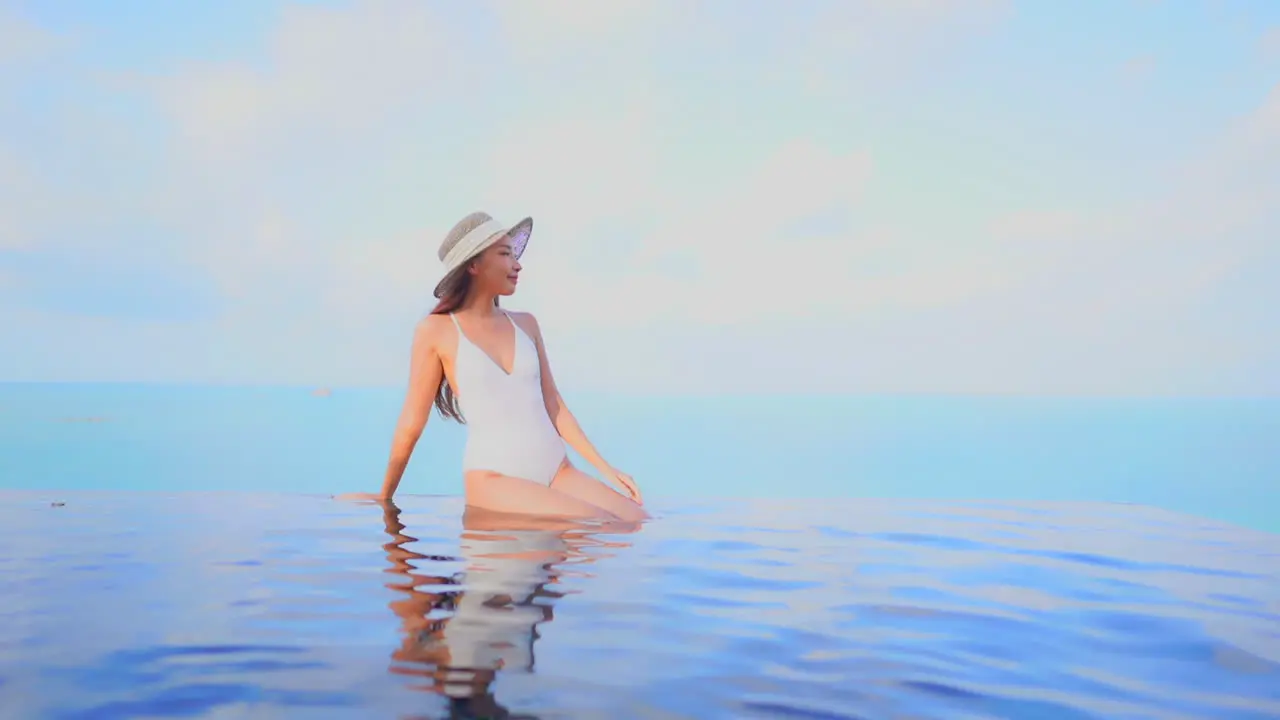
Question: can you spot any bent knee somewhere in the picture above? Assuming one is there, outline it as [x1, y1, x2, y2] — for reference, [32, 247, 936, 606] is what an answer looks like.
[613, 502, 649, 523]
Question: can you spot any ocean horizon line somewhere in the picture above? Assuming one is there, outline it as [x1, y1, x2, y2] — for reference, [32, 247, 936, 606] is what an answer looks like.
[0, 380, 1275, 401]
[5, 489, 1273, 537]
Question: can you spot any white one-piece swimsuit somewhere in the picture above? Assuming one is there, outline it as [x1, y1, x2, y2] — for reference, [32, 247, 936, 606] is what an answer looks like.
[450, 312, 567, 486]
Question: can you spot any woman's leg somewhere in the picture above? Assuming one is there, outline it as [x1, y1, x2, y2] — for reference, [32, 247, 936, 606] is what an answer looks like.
[463, 471, 618, 520]
[549, 463, 649, 522]
[462, 505, 641, 535]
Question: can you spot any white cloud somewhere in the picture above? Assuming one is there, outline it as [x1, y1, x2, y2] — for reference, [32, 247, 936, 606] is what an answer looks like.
[1259, 26, 1280, 60]
[614, 139, 880, 324]
[0, 8, 64, 68]
[0, 10, 60, 252]
[125, 2, 475, 381]
[2, 1, 1274, 394]
[567, 76, 1280, 395]
[0, 16, 163, 257]
[919, 82, 1280, 395]
[1121, 54, 1157, 83]
[794, 0, 1012, 94]
[488, 0, 662, 64]
[0, 145, 30, 250]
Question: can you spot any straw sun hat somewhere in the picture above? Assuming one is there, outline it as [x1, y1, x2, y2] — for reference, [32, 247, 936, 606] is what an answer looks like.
[433, 211, 533, 298]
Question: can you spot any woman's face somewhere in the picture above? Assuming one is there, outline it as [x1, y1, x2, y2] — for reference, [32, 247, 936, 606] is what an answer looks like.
[469, 238, 521, 296]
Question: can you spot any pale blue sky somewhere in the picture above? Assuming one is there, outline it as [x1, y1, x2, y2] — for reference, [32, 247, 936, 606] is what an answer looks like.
[1, 0, 1277, 394]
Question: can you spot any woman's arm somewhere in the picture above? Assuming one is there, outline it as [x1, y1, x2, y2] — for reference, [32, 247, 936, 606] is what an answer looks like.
[379, 319, 444, 499]
[516, 312, 611, 471]
[515, 312, 643, 504]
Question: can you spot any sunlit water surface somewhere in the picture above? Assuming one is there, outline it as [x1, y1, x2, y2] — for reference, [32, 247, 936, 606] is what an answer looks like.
[1, 492, 1277, 719]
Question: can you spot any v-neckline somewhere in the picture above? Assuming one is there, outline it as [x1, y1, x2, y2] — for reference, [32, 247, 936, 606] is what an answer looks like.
[455, 312, 517, 377]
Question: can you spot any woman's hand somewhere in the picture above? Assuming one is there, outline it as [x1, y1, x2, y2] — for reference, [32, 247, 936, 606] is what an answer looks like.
[600, 466, 643, 505]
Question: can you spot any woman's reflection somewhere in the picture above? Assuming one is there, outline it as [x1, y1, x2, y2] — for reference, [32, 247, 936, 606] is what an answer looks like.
[379, 501, 640, 718]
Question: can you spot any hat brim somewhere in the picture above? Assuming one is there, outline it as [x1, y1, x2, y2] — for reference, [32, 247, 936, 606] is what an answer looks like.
[432, 216, 533, 299]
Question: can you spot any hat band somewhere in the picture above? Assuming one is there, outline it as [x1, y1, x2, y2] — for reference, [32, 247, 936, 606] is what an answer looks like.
[442, 219, 508, 270]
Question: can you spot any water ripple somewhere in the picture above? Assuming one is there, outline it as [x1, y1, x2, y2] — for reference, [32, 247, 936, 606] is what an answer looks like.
[0, 492, 1277, 718]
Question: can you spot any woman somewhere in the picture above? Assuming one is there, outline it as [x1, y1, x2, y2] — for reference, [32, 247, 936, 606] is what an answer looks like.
[346, 211, 646, 522]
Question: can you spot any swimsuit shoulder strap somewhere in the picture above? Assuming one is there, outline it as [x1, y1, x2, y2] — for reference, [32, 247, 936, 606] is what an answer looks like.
[448, 313, 469, 354]
[503, 310, 533, 346]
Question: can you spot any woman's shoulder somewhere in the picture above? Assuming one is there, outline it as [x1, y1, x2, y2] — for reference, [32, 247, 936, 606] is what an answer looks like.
[413, 313, 455, 346]
[505, 309, 542, 336]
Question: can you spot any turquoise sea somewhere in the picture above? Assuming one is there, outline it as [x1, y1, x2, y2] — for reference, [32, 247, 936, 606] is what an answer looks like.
[1, 383, 1278, 718]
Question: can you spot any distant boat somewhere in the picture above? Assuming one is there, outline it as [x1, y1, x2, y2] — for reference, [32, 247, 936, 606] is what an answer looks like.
[311, 387, 333, 398]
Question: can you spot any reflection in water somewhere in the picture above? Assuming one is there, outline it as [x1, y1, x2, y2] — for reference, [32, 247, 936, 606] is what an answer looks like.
[379, 502, 641, 718]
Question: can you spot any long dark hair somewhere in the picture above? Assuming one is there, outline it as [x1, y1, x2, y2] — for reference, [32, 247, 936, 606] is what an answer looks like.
[429, 268, 499, 424]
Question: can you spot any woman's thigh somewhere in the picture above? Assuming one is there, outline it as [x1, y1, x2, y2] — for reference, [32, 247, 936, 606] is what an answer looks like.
[463, 471, 617, 520]
[549, 465, 649, 522]
[462, 506, 642, 535]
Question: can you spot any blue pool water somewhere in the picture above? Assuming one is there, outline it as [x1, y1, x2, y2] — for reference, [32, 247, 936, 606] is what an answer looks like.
[1, 384, 1278, 718]
[1, 493, 1278, 719]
